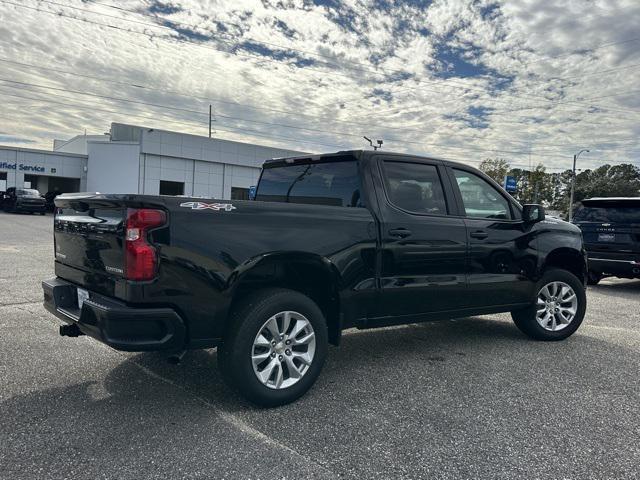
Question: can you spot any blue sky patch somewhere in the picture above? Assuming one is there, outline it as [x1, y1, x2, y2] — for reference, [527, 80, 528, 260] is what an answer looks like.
[467, 105, 492, 128]
[432, 44, 491, 79]
[161, 20, 212, 42]
[237, 40, 317, 68]
[147, 1, 183, 15]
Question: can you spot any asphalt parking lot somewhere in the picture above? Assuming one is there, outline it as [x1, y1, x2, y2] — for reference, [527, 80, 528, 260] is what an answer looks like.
[1, 211, 638, 479]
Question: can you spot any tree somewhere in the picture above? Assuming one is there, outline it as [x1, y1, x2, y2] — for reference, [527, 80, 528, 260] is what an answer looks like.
[573, 164, 640, 202]
[479, 158, 510, 184]
[508, 164, 554, 205]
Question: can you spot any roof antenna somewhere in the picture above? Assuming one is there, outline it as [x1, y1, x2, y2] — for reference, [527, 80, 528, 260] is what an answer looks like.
[363, 136, 383, 151]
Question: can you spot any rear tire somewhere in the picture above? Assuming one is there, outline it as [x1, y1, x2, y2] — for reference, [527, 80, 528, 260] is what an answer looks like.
[218, 288, 328, 407]
[587, 270, 602, 285]
[511, 269, 586, 341]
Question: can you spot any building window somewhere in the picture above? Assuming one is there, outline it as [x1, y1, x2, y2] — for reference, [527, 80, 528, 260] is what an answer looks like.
[0, 172, 6, 192]
[231, 187, 249, 200]
[159, 180, 184, 196]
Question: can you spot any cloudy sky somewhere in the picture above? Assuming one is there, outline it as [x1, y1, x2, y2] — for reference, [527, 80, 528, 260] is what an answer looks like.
[0, 0, 638, 171]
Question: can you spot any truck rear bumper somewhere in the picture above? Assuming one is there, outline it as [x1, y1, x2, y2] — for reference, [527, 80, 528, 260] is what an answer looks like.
[42, 277, 186, 352]
[588, 256, 640, 278]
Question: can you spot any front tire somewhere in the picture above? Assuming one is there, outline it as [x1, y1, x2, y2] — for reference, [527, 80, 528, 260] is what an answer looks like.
[511, 269, 586, 341]
[218, 288, 328, 407]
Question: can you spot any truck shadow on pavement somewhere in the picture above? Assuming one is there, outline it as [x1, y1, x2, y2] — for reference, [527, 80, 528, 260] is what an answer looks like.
[117, 314, 638, 412]
[3, 315, 639, 479]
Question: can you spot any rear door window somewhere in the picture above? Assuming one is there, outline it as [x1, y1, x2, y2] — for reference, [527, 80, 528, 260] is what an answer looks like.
[256, 160, 363, 207]
[382, 161, 448, 215]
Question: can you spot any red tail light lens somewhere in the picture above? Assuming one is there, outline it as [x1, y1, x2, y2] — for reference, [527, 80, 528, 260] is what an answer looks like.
[125, 208, 166, 281]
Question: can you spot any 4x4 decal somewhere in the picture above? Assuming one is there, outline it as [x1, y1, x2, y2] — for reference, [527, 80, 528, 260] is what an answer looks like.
[179, 201, 236, 212]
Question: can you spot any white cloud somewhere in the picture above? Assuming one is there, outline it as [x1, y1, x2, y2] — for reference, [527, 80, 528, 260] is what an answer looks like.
[0, 0, 638, 171]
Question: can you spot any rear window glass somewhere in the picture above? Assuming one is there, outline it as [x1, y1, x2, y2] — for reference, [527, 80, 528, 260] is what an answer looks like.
[256, 160, 363, 207]
[574, 203, 640, 223]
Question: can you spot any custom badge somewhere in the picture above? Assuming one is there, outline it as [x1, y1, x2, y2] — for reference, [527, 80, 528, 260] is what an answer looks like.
[179, 201, 237, 212]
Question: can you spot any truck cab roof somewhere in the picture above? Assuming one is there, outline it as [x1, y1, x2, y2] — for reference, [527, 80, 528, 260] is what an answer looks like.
[263, 149, 461, 169]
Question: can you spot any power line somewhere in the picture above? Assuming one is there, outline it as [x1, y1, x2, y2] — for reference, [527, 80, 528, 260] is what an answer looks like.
[80, 0, 640, 114]
[86, 0, 640, 85]
[4, 84, 638, 162]
[4, 0, 639, 120]
[3, 94, 636, 171]
[1, 2, 637, 156]
[0, 91, 351, 150]
[2, 56, 637, 149]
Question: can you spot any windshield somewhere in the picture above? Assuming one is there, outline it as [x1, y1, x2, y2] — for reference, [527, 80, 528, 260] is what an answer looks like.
[17, 189, 41, 197]
[574, 202, 640, 223]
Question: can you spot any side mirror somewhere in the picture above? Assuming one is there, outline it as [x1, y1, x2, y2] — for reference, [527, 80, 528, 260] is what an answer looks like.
[523, 204, 545, 223]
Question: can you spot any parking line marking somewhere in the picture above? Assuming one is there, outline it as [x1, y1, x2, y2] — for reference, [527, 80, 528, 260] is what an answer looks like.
[107, 348, 336, 478]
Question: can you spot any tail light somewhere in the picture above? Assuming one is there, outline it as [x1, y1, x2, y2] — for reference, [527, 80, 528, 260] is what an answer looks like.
[125, 208, 166, 281]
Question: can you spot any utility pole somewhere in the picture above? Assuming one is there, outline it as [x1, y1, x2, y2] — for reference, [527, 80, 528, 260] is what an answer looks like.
[568, 149, 589, 222]
[209, 104, 212, 138]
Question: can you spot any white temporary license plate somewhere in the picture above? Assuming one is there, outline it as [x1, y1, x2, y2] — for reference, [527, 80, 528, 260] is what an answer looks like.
[598, 233, 615, 242]
[77, 288, 89, 309]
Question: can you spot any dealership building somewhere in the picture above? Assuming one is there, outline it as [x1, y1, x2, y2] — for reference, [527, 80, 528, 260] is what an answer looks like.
[0, 122, 304, 199]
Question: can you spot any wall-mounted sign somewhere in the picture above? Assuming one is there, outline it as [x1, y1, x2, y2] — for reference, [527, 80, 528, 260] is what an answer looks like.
[0, 162, 45, 173]
[503, 175, 517, 193]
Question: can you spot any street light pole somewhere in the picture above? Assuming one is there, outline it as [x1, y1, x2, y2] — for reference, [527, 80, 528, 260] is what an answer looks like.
[568, 149, 589, 222]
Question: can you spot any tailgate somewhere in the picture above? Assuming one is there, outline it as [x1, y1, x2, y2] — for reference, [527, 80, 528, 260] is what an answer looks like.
[54, 199, 126, 282]
[578, 222, 640, 253]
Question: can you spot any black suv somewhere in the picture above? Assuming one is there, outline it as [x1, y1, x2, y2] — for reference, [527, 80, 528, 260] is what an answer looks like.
[573, 197, 640, 284]
[2, 187, 47, 214]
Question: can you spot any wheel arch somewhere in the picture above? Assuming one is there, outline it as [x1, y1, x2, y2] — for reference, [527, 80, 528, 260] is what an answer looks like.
[226, 252, 343, 346]
[543, 247, 587, 285]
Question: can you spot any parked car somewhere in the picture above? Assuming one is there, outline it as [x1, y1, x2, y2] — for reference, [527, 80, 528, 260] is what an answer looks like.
[3, 187, 46, 214]
[42, 150, 587, 406]
[572, 197, 640, 284]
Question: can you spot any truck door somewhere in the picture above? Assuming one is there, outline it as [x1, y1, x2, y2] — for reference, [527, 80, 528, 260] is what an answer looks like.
[446, 166, 537, 307]
[372, 157, 468, 319]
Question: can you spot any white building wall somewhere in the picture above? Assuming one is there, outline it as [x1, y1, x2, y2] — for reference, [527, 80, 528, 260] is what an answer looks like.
[133, 124, 304, 198]
[87, 141, 139, 194]
[3, 123, 308, 198]
[0, 146, 88, 192]
[193, 160, 224, 198]
[54, 135, 111, 155]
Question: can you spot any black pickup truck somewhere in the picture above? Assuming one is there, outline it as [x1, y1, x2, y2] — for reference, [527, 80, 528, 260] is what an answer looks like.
[3, 187, 47, 214]
[43, 150, 587, 406]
